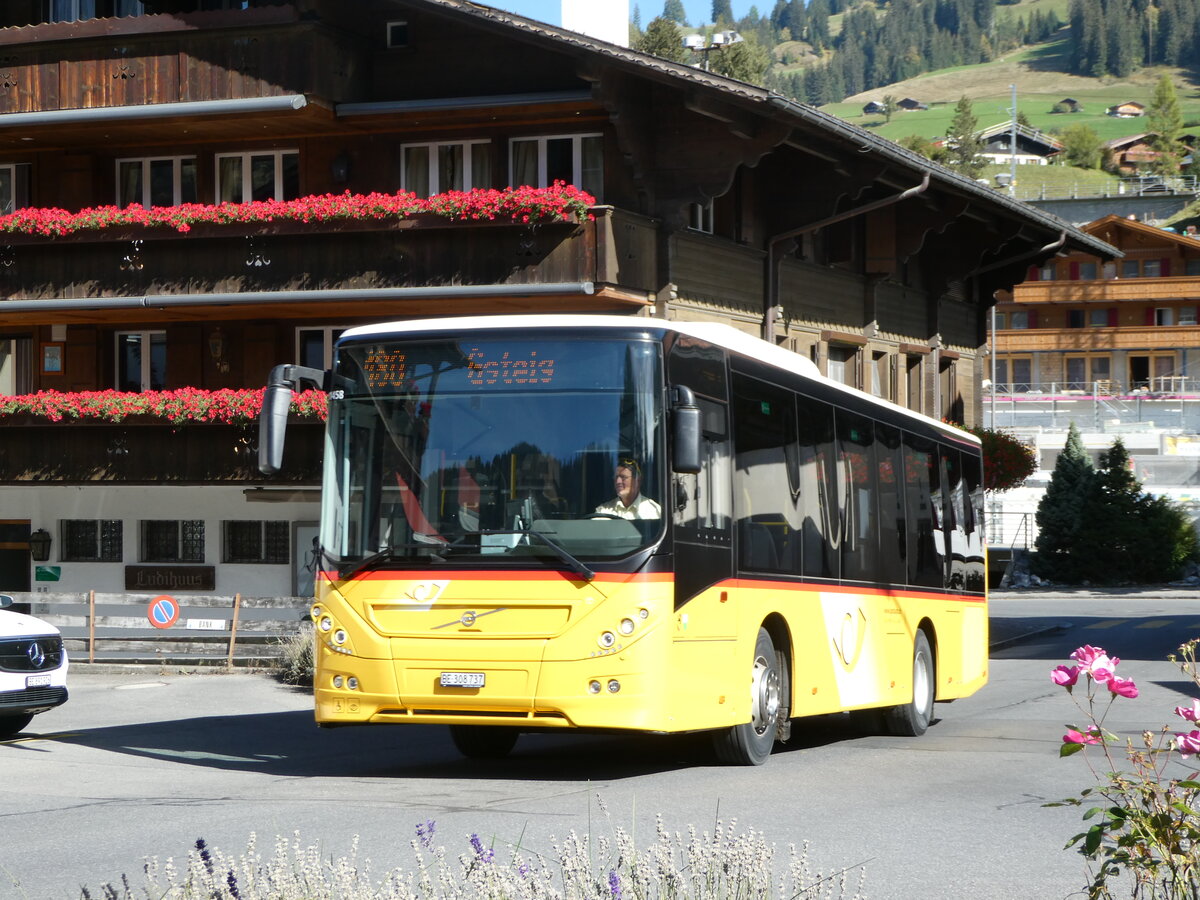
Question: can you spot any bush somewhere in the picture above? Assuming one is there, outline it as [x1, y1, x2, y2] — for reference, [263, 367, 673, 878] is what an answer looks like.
[273, 623, 314, 687]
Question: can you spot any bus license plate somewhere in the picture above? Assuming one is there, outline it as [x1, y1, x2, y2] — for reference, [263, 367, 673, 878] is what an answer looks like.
[440, 672, 485, 688]
[26, 674, 50, 688]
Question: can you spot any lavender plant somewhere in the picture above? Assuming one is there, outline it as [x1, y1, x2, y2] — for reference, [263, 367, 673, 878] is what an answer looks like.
[82, 798, 868, 900]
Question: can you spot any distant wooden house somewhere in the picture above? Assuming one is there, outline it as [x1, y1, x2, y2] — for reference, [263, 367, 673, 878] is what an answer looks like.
[1103, 133, 1181, 173]
[974, 122, 1063, 166]
[862, 100, 886, 115]
[897, 98, 928, 111]
[1108, 101, 1146, 118]
[1056, 98, 1082, 112]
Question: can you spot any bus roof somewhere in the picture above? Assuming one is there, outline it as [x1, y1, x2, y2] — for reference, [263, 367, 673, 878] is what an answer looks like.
[339, 314, 980, 446]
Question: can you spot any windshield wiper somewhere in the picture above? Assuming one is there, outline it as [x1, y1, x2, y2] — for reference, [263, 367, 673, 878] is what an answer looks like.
[479, 527, 595, 581]
[338, 542, 445, 580]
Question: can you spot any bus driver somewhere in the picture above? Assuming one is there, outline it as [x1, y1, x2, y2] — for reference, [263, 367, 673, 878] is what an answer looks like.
[595, 457, 661, 520]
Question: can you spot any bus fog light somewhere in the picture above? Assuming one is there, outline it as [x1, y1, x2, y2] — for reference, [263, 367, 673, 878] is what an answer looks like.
[588, 680, 602, 694]
[319, 616, 334, 632]
[348, 677, 359, 690]
[333, 675, 344, 688]
[619, 618, 635, 636]
[311, 606, 323, 621]
[607, 679, 621, 693]
[598, 631, 616, 649]
[638, 608, 649, 620]
[333, 629, 348, 645]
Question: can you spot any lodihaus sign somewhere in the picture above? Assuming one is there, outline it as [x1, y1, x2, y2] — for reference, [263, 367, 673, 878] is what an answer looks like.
[124, 566, 215, 591]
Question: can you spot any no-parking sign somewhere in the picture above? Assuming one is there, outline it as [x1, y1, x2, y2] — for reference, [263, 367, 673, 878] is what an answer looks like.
[147, 595, 180, 629]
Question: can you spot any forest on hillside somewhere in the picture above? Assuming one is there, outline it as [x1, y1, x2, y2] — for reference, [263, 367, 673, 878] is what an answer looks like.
[631, 0, 1200, 105]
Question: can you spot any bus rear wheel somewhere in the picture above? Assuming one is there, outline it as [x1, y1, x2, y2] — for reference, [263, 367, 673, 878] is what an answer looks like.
[885, 630, 934, 737]
[448, 725, 519, 760]
[712, 627, 783, 766]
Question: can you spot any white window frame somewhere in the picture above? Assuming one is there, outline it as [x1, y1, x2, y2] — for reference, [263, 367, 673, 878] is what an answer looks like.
[214, 149, 299, 203]
[115, 330, 166, 391]
[0, 163, 30, 215]
[399, 140, 491, 196]
[688, 200, 714, 234]
[1180, 306, 1197, 326]
[508, 133, 602, 195]
[1156, 307, 1174, 326]
[295, 326, 347, 371]
[1009, 311, 1029, 330]
[116, 156, 197, 208]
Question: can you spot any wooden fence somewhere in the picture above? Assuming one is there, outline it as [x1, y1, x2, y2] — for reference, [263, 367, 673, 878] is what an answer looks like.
[9, 592, 309, 666]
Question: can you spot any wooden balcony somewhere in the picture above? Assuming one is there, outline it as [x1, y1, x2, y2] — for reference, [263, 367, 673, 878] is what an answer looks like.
[995, 325, 1200, 352]
[0, 207, 659, 325]
[1011, 277, 1200, 305]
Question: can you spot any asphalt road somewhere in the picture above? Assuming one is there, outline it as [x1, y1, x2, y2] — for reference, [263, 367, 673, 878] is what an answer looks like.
[3, 589, 1200, 900]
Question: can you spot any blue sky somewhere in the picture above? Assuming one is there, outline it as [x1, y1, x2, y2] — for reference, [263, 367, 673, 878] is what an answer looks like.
[484, 1, 761, 27]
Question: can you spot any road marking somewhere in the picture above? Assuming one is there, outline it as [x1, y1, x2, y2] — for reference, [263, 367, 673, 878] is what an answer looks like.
[128, 747, 271, 764]
[1, 732, 80, 744]
[1134, 620, 1174, 629]
[1085, 619, 1128, 629]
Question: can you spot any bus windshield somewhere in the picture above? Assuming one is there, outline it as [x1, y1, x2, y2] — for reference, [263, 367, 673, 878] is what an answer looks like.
[320, 335, 665, 572]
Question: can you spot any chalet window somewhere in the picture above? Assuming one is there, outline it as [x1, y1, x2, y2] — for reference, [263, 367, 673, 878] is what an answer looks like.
[117, 157, 197, 208]
[223, 520, 289, 564]
[1067, 310, 1084, 328]
[1088, 308, 1108, 327]
[297, 326, 345, 370]
[509, 134, 602, 199]
[46, 0, 144, 22]
[827, 345, 856, 387]
[0, 337, 31, 395]
[1010, 357, 1032, 392]
[1156, 308, 1174, 326]
[1009, 311, 1029, 329]
[688, 200, 713, 233]
[1186, 260, 1200, 277]
[993, 312, 1006, 329]
[215, 150, 299, 203]
[1038, 264, 1055, 280]
[1077, 262, 1097, 280]
[1143, 259, 1162, 278]
[140, 520, 204, 563]
[869, 351, 891, 400]
[1181, 306, 1197, 326]
[386, 20, 408, 48]
[115, 330, 166, 392]
[0, 164, 29, 214]
[401, 141, 492, 198]
[60, 519, 122, 562]
[1122, 260, 1141, 278]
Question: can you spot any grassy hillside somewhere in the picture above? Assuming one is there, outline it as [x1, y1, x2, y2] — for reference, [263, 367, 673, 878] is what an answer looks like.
[822, 37, 1200, 146]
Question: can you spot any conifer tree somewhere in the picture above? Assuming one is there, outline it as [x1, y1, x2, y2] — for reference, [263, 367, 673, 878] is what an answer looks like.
[661, 0, 687, 25]
[637, 16, 688, 62]
[712, 0, 734, 26]
[1033, 422, 1092, 582]
[1148, 74, 1184, 175]
[943, 96, 986, 179]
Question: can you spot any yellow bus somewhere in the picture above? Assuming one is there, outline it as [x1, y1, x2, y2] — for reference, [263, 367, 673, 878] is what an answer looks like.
[259, 315, 987, 765]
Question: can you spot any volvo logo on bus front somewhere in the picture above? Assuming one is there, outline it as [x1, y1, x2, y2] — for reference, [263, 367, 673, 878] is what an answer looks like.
[460, 611, 477, 627]
[27, 641, 46, 668]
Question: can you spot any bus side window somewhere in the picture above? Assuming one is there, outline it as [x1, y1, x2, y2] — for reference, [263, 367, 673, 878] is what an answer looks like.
[943, 448, 968, 589]
[903, 433, 944, 588]
[961, 451, 986, 593]
[837, 411, 878, 584]
[731, 372, 798, 574]
[795, 393, 838, 580]
[875, 423, 907, 586]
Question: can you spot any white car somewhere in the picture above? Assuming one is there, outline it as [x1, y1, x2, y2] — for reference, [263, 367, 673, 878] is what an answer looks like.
[0, 595, 68, 738]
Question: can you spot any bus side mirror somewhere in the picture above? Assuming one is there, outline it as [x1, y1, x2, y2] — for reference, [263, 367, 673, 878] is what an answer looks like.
[258, 364, 325, 475]
[671, 385, 702, 474]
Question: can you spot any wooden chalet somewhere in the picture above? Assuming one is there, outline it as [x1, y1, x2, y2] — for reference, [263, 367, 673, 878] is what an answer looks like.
[0, 0, 1116, 598]
[975, 122, 1062, 167]
[994, 214, 1200, 396]
[1108, 101, 1146, 118]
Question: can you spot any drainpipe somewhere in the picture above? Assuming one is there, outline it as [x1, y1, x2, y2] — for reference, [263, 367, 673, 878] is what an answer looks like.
[764, 174, 930, 343]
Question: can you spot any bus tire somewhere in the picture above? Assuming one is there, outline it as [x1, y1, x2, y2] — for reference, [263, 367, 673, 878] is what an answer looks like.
[885, 630, 934, 737]
[448, 725, 519, 760]
[712, 627, 782, 766]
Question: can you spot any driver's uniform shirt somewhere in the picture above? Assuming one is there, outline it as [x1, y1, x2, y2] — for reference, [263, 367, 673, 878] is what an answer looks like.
[594, 494, 662, 520]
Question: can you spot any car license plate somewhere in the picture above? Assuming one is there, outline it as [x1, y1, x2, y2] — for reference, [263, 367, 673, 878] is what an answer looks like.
[25, 674, 50, 688]
[440, 671, 485, 688]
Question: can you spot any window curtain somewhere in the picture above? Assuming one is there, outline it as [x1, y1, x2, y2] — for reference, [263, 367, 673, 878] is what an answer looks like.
[218, 157, 242, 203]
[404, 146, 430, 197]
[118, 161, 143, 208]
[511, 139, 538, 188]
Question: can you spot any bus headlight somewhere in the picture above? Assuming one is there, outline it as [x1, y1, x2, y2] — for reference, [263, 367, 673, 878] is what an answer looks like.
[598, 631, 616, 649]
[607, 679, 621, 693]
[618, 618, 635, 636]
[333, 675, 344, 688]
[319, 617, 334, 632]
[588, 680, 602, 694]
[347, 677, 359, 691]
[333, 629, 348, 645]
[638, 608, 649, 620]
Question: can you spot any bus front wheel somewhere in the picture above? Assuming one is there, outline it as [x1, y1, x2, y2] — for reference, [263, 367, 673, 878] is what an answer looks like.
[885, 630, 934, 737]
[712, 627, 783, 766]
[448, 725, 519, 760]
